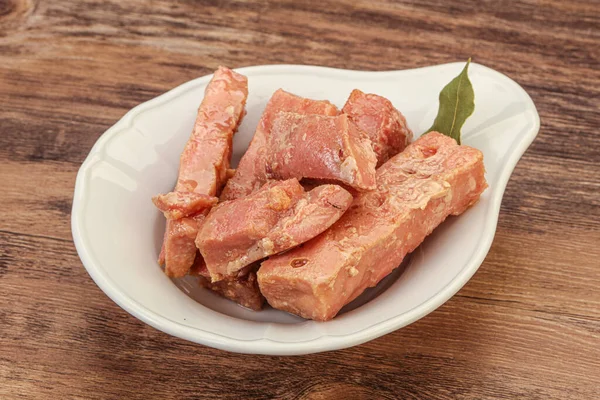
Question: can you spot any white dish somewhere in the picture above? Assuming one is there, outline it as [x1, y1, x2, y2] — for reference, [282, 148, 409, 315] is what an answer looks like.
[72, 63, 540, 355]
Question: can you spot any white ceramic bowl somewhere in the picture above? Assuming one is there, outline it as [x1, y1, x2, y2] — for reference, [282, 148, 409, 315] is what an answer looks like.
[72, 63, 540, 355]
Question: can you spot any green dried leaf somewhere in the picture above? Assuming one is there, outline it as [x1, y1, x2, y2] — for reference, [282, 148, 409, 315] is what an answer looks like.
[427, 59, 474, 144]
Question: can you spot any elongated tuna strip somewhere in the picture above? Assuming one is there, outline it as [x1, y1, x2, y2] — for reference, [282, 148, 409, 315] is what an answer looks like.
[258, 132, 487, 321]
[153, 192, 218, 219]
[197, 179, 353, 282]
[158, 66, 248, 277]
[267, 112, 377, 190]
[190, 257, 265, 311]
[342, 89, 413, 166]
[220, 89, 339, 201]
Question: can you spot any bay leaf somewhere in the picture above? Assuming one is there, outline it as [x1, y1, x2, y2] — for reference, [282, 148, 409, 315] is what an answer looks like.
[426, 59, 474, 144]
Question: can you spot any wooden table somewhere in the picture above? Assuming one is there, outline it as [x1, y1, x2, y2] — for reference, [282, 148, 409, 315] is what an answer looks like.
[1, 1, 599, 398]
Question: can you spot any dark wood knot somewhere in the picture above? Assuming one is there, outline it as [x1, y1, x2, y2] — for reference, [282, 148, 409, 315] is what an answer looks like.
[0, 0, 16, 18]
[0, 0, 35, 26]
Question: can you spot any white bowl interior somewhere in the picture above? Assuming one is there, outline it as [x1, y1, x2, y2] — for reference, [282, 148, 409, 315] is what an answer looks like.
[73, 63, 539, 353]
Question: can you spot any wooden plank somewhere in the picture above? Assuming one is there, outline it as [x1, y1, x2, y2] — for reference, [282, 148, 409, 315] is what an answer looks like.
[1, 0, 599, 398]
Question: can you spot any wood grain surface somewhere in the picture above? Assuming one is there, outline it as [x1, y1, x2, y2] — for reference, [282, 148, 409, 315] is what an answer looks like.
[1, 0, 599, 399]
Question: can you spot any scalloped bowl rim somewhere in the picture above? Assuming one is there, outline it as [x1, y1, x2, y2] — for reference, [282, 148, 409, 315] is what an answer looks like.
[72, 63, 540, 355]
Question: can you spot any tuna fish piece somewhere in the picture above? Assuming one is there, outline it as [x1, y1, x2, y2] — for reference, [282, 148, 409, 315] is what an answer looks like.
[175, 68, 248, 195]
[160, 216, 204, 277]
[152, 191, 218, 219]
[158, 66, 248, 277]
[198, 272, 264, 310]
[267, 112, 378, 190]
[342, 89, 413, 167]
[258, 132, 487, 321]
[197, 179, 353, 282]
[220, 89, 339, 201]
[190, 257, 265, 311]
